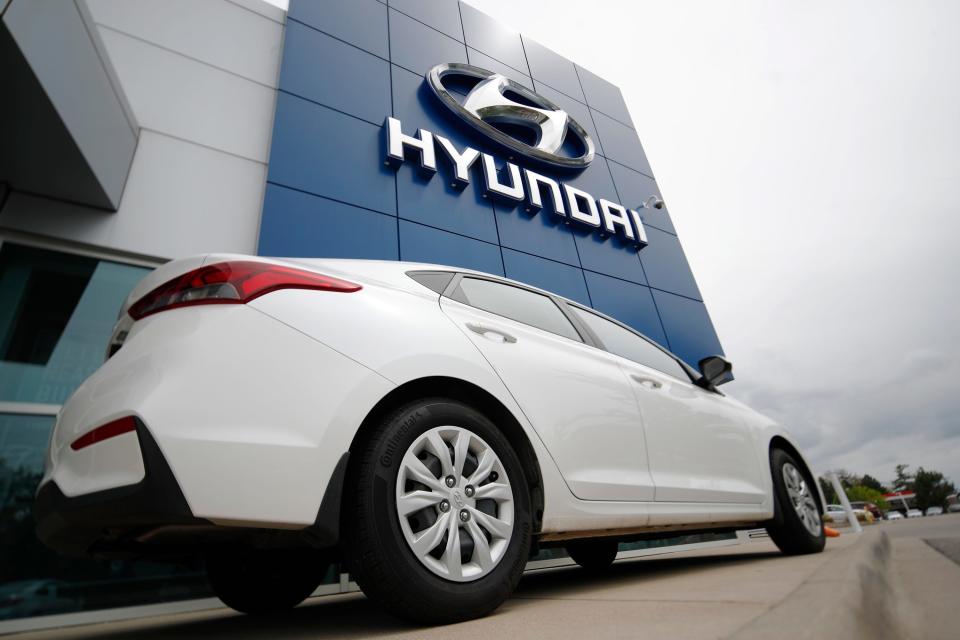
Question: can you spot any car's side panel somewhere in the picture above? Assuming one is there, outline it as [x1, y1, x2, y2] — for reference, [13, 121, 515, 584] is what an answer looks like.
[622, 363, 768, 504]
[248, 284, 583, 529]
[439, 296, 657, 503]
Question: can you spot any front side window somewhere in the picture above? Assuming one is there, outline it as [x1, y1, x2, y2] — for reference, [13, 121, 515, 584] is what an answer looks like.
[571, 306, 688, 380]
[450, 277, 581, 341]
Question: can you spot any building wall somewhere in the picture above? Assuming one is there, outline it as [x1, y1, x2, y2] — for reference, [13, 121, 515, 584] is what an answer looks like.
[0, 0, 284, 260]
[259, 0, 723, 366]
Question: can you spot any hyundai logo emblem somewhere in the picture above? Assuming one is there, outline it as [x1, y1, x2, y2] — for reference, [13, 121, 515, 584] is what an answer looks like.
[426, 63, 596, 170]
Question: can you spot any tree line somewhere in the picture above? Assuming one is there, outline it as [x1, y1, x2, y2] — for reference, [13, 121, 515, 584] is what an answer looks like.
[817, 464, 956, 512]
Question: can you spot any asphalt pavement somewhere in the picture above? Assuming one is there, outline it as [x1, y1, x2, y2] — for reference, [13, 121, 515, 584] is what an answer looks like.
[9, 514, 959, 640]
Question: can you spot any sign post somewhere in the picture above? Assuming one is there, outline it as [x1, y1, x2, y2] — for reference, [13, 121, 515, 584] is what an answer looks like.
[830, 472, 863, 533]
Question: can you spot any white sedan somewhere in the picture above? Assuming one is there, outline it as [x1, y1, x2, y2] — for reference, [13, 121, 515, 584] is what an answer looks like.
[34, 256, 825, 624]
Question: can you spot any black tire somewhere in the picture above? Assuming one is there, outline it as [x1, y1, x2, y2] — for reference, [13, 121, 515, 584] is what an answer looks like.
[346, 398, 532, 625]
[765, 448, 826, 555]
[566, 538, 619, 571]
[205, 548, 327, 615]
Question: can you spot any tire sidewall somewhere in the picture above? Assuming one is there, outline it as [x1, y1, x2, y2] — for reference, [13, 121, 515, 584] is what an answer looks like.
[769, 449, 826, 551]
[356, 398, 532, 608]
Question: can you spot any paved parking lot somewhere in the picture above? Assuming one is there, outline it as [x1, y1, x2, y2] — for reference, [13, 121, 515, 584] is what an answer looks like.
[10, 515, 959, 640]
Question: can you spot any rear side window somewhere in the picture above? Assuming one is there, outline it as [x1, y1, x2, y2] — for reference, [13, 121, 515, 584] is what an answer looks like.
[571, 306, 688, 380]
[451, 277, 581, 341]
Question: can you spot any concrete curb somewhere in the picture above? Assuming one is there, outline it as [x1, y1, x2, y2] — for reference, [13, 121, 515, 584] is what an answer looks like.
[730, 530, 906, 640]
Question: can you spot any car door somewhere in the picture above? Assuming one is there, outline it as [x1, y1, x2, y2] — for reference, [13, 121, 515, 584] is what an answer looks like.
[569, 305, 767, 504]
[439, 275, 655, 502]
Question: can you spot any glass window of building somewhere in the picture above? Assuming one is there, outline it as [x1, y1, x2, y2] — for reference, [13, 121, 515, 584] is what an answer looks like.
[1, 244, 148, 405]
[0, 243, 209, 622]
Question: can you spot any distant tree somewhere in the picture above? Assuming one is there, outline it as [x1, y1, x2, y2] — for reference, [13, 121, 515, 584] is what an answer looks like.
[893, 464, 915, 492]
[913, 468, 956, 512]
[845, 485, 889, 511]
[818, 476, 838, 504]
[859, 474, 888, 493]
[834, 470, 859, 489]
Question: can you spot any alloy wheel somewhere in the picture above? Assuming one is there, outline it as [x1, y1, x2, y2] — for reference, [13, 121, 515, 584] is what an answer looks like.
[782, 462, 822, 536]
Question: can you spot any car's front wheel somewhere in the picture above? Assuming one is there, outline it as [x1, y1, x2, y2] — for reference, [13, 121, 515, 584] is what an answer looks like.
[765, 448, 826, 555]
[346, 398, 532, 624]
[205, 548, 327, 614]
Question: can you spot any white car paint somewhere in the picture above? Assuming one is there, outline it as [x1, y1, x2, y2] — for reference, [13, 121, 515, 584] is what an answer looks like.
[39, 255, 819, 537]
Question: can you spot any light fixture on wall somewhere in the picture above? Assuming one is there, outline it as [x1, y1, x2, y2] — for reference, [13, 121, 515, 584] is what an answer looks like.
[639, 195, 664, 210]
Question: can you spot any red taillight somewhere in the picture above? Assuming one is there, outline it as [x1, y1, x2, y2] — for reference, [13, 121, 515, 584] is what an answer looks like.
[128, 261, 361, 320]
[71, 416, 137, 451]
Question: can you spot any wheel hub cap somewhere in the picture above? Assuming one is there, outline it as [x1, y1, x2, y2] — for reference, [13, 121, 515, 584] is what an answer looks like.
[395, 425, 515, 582]
[782, 462, 822, 536]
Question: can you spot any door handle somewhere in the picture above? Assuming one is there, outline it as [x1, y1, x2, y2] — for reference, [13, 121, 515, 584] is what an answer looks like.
[466, 322, 517, 344]
[630, 374, 662, 389]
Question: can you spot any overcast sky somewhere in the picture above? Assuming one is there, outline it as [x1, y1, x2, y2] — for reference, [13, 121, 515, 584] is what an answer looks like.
[266, 0, 960, 487]
[462, 0, 960, 487]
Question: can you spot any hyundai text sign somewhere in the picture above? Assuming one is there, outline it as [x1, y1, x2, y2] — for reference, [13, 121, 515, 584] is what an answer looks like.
[382, 64, 649, 248]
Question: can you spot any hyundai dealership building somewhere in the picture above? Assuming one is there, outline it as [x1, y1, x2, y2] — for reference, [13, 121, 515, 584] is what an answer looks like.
[0, 0, 724, 628]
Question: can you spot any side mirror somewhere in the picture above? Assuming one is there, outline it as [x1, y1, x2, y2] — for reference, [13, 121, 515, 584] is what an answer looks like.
[698, 355, 732, 387]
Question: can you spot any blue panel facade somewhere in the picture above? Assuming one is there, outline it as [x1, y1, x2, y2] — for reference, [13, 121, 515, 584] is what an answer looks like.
[261, 0, 723, 366]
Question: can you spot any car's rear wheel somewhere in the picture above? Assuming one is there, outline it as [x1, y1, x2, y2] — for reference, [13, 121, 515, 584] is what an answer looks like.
[765, 448, 826, 555]
[566, 538, 619, 571]
[205, 548, 327, 615]
[346, 398, 532, 624]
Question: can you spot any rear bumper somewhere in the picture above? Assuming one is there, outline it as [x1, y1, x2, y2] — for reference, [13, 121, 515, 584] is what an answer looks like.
[35, 416, 352, 558]
[34, 418, 204, 557]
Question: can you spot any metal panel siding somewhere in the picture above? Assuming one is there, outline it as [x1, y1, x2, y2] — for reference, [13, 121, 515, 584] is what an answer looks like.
[261, 0, 724, 365]
[85, 0, 284, 87]
[1, 0, 282, 258]
[398, 220, 504, 276]
[466, 47, 532, 89]
[267, 92, 397, 215]
[652, 290, 724, 367]
[607, 161, 676, 234]
[3, 0, 137, 209]
[502, 249, 590, 306]
[576, 64, 634, 127]
[288, 0, 388, 59]
[522, 37, 586, 102]
[2, 130, 264, 257]
[98, 28, 275, 163]
[390, 0, 464, 42]
[388, 8, 467, 76]
[280, 20, 391, 125]
[583, 271, 668, 348]
[259, 184, 399, 260]
[459, 2, 527, 74]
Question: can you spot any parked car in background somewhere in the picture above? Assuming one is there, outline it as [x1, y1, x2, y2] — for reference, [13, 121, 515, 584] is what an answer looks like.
[925, 506, 943, 516]
[947, 494, 959, 512]
[885, 510, 904, 521]
[825, 504, 873, 524]
[825, 504, 849, 523]
[907, 509, 924, 518]
[849, 501, 882, 520]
